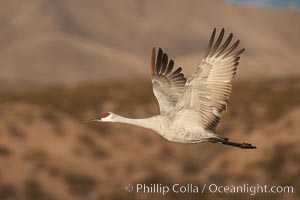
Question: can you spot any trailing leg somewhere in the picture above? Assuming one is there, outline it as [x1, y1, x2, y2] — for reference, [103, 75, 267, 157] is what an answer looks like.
[207, 137, 257, 149]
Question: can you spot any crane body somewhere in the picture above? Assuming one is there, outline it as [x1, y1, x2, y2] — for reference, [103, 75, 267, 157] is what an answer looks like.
[89, 28, 256, 149]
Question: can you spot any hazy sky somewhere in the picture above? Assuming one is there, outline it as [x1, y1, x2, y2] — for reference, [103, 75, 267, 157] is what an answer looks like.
[228, 0, 300, 10]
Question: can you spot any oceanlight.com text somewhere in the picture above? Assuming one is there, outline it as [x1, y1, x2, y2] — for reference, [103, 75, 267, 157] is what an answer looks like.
[124, 183, 294, 196]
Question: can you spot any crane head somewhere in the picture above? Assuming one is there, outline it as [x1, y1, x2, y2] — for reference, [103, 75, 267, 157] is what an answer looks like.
[86, 112, 112, 123]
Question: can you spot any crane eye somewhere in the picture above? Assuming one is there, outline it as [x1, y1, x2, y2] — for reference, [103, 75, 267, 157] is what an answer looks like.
[101, 112, 110, 118]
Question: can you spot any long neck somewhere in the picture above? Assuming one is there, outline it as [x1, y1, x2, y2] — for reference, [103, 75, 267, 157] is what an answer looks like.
[111, 114, 160, 131]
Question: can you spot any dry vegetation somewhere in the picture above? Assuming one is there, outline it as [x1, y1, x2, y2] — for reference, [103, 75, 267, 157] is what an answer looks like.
[0, 79, 299, 199]
[1, 78, 300, 131]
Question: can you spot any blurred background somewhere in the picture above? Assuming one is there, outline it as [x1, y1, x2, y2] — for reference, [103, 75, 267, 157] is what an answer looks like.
[0, 0, 299, 199]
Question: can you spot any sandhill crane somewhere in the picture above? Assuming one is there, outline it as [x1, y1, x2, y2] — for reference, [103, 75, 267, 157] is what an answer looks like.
[88, 28, 256, 149]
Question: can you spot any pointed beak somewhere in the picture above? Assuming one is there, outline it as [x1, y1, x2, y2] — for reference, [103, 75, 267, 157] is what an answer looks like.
[85, 118, 99, 123]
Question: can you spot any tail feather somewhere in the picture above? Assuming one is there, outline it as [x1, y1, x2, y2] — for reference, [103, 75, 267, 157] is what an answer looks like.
[207, 137, 257, 149]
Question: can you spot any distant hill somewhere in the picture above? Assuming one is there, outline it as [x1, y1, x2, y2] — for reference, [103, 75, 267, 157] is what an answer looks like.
[0, 0, 299, 86]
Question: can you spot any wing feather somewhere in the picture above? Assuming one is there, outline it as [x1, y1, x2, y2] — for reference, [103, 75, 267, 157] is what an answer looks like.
[216, 33, 233, 57]
[151, 47, 187, 114]
[210, 28, 224, 56]
[161, 54, 168, 74]
[174, 28, 244, 132]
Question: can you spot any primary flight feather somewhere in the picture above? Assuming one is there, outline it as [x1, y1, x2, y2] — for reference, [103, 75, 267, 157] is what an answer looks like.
[89, 28, 256, 149]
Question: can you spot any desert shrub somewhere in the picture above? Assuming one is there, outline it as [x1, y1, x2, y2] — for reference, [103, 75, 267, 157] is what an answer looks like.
[76, 133, 108, 158]
[64, 173, 97, 196]
[25, 180, 53, 200]
[181, 160, 200, 175]
[208, 172, 230, 185]
[92, 147, 108, 158]
[0, 183, 16, 199]
[7, 123, 26, 139]
[47, 165, 63, 178]
[42, 110, 64, 135]
[22, 149, 48, 169]
[18, 111, 35, 124]
[159, 146, 174, 160]
[77, 133, 94, 146]
[0, 145, 11, 156]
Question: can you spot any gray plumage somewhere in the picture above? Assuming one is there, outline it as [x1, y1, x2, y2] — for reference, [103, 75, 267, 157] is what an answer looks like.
[92, 28, 256, 149]
[151, 47, 186, 114]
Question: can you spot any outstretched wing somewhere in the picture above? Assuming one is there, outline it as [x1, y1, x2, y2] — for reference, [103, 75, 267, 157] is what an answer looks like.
[174, 28, 245, 132]
[151, 47, 187, 114]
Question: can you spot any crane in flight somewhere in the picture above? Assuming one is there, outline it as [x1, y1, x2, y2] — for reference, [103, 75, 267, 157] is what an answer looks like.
[88, 28, 256, 149]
